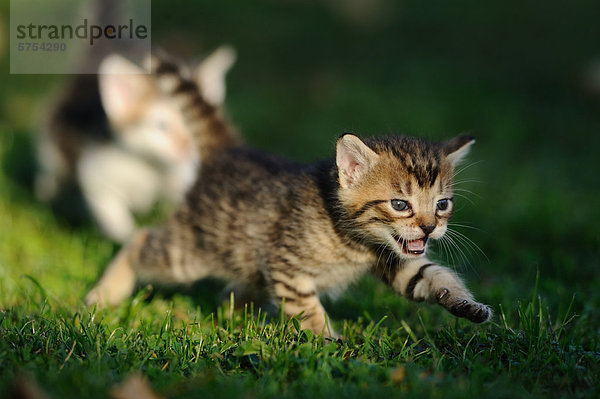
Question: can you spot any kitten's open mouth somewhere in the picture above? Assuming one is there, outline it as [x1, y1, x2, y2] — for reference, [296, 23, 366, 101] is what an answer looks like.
[393, 234, 428, 255]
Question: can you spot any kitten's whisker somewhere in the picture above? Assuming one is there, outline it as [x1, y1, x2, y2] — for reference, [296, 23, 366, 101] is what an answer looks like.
[385, 250, 395, 268]
[454, 160, 484, 177]
[444, 229, 483, 277]
[446, 228, 489, 264]
[443, 234, 466, 268]
[373, 246, 388, 281]
[448, 222, 482, 232]
[435, 236, 450, 263]
[435, 236, 449, 268]
[452, 188, 482, 199]
[452, 192, 476, 205]
[436, 235, 456, 270]
[451, 179, 484, 186]
[375, 245, 385, 264]
[443, 230, 473, 272]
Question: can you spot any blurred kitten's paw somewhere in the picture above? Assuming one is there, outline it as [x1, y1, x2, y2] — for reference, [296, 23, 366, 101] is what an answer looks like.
[84, 282, 132, 307]
[436, 288, 492, 323]
[84, 286, 106, 307]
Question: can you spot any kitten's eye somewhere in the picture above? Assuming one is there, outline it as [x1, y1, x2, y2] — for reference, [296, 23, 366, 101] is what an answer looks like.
[391, 199, 410, 212]
[437, 199, 450, 212]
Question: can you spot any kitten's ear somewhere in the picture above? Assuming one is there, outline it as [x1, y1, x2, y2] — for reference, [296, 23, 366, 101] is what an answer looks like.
[336, 134, 379, 188]
[194, 45, 237, 106]
[98, 54, 153, 127]
[443, 135, 475, 166]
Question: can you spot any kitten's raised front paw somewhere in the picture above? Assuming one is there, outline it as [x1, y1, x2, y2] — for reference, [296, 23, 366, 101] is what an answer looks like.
[436, 288, 492, 323]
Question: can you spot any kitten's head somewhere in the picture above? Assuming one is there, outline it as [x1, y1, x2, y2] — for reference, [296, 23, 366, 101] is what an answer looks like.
[98, 46, 236, 166]
[336, 133, 474, 259]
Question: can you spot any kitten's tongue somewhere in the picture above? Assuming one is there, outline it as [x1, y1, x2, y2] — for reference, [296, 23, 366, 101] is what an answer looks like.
[405, 239, 426, 252]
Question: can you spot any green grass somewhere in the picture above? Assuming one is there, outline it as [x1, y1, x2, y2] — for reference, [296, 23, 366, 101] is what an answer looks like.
[1, 270, 597, 398]
[1, 0, 600, 397]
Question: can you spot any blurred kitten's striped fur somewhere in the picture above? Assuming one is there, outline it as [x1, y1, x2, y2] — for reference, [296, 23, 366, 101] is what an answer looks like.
[86, 55, 491, 337]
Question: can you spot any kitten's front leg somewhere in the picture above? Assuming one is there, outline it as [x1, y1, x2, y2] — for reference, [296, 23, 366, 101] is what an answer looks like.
[83, 192, 136, 243]
[377, 257, 491, 323]
[270, 271, 337, 338]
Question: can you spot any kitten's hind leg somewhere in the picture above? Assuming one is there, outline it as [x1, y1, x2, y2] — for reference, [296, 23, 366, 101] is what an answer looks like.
[86, 226, 209, 307]
[270, 271, 337, 338]
[377, 258, 492, 323]
[85, 230, 147, 306]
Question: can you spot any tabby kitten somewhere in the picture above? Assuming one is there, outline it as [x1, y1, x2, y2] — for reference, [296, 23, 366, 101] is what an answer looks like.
[35, 46, 236, 243]
[86, 55, 491, 337]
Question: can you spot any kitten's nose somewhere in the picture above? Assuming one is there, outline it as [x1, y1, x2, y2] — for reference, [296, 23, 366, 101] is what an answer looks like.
[420, 224, 436, 236]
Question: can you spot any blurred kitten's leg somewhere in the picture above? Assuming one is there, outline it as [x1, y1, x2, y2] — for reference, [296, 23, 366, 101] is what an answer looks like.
[77, 145, 160, 243]
[85, 230, 147, 306]
[379, 257, 491, 323]
[86, 227, 211, 306]
[84, 193, 135, 243]
[270, 271, 336, 338]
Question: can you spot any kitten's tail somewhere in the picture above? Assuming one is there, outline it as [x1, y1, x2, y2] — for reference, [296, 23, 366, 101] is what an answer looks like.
[148, 54, 240, 160]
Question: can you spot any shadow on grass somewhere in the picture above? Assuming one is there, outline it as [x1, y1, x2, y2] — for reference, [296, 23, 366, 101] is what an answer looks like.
[140, 278, 227, 314]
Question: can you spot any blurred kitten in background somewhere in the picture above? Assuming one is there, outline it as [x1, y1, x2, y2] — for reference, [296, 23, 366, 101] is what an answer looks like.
[35, 46, 236, 243]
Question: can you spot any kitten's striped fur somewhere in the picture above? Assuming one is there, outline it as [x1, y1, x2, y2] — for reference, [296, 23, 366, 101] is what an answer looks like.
[86, 55, 491, 337]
